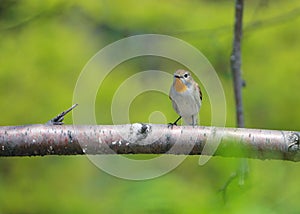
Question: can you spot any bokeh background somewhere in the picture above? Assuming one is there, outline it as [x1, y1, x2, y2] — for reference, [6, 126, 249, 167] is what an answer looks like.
[1, 0, 300, 213]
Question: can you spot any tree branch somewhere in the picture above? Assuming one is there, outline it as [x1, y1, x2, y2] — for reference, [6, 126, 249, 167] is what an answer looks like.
[0, 124, 299, 161]
[231, 0, 245, 128]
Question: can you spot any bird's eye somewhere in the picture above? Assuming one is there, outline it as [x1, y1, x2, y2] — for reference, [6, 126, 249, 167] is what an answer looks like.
[183, 73, 189, 78]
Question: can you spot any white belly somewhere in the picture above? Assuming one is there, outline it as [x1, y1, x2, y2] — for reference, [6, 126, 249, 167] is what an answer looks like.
[170, 87, 201, 117]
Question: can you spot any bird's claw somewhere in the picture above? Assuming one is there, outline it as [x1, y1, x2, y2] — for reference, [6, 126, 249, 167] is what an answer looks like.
[168, 116, 181, 128]
[167, 122, 178, 129]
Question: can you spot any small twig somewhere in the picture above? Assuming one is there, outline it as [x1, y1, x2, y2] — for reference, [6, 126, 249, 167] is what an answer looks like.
[219, 172, 238, 203]
[46, 104, 78, 125]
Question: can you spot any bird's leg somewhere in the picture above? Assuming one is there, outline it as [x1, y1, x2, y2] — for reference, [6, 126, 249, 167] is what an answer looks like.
[172, 116, 182, 125]
[192, 115, 196, 127]
[168, 116, 181, 128]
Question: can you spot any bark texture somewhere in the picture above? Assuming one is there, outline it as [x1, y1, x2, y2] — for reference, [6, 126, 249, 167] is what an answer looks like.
[0, 124, 299, 161]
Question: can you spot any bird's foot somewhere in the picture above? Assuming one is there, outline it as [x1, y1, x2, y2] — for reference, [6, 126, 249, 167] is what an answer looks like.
[167, 116, 181, 128]
[167, 122, 177, 128]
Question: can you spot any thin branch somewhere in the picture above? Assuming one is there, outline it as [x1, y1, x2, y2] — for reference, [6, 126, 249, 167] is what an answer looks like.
[219, 172, 238, 203]
[0, 124, 299, 161]
[228, 0, 249, 194]
[231, 0, 245, 128]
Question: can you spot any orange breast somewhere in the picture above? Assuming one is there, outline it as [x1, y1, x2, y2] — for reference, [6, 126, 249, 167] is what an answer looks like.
[174, 78, 187, 93]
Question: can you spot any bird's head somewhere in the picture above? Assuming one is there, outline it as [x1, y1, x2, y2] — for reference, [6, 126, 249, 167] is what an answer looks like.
[173, 70, 193, 92]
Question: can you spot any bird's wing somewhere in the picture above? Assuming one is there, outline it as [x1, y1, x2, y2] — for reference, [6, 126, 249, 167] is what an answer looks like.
[197, 84, 202, 101]
[169, 88, 181, 115]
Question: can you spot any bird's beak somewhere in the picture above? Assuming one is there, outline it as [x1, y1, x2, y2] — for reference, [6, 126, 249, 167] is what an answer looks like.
[174, 74, 181, 79]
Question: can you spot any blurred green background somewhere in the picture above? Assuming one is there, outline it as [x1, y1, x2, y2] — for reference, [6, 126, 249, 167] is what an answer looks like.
[1, 0, 300, 213]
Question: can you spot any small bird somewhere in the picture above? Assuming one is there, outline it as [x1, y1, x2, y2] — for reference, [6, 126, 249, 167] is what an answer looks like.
[169, 69, 202, 126]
